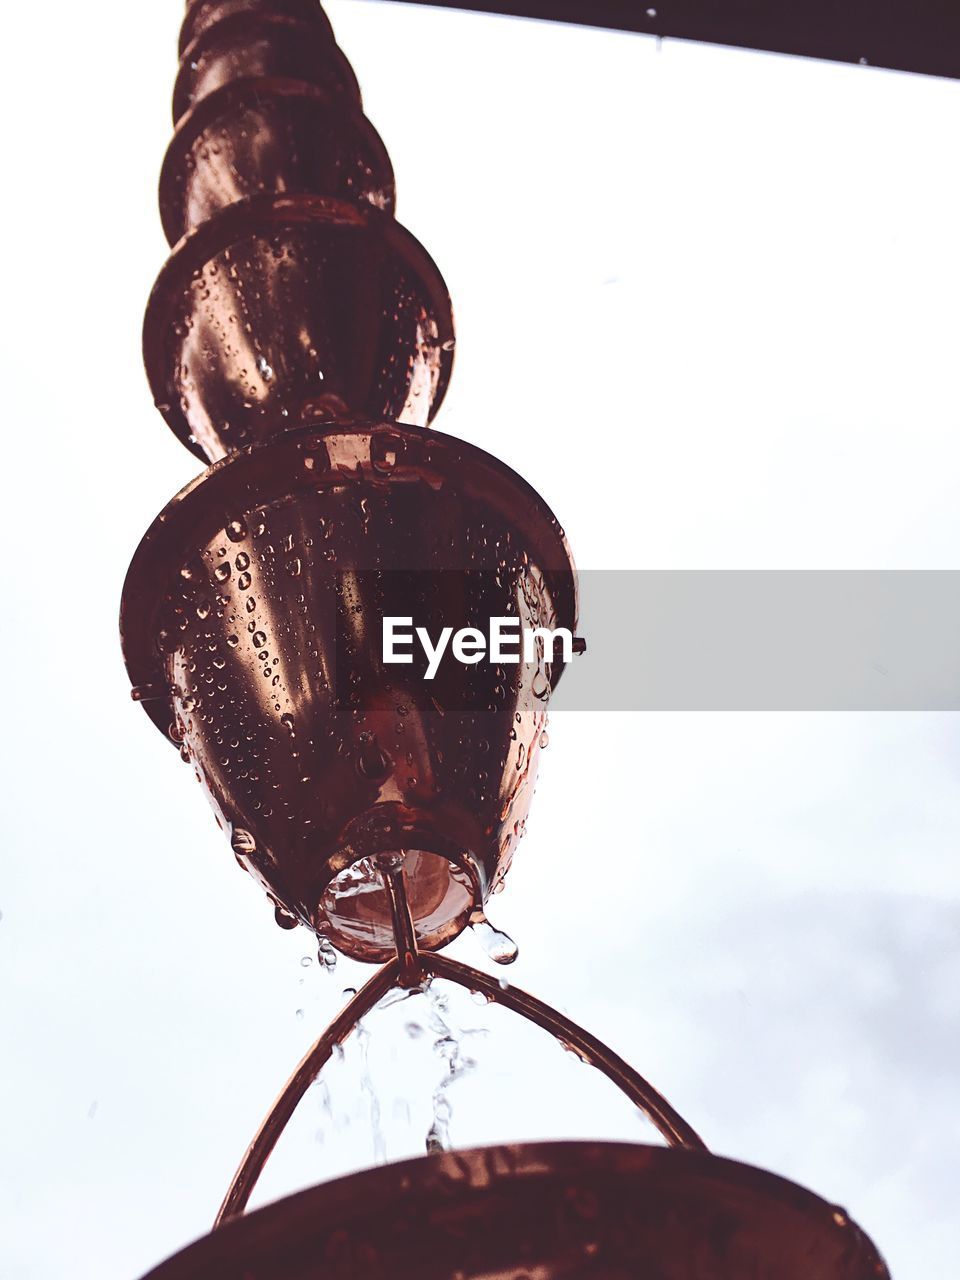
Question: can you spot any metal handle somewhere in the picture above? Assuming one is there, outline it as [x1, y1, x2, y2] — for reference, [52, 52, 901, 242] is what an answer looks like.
[214, 951, 706, 1226]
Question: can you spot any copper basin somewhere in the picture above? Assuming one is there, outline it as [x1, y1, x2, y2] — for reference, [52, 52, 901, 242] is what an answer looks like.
[139, 1141, 890, 1279]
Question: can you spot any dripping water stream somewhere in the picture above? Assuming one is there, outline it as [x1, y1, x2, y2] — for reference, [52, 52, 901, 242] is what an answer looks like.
[215, 856, 703, 1224]
[298, 850, 515, 1159]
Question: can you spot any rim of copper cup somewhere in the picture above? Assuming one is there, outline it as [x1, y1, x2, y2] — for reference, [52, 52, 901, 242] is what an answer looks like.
[143, 192, 456, 464]
[120, 420, 578, 740]
[178, 0, 336, 58]
[174, 13, 361, 123]
[137, 1141, 890, 1280]
[159, 76, 397, 245]
[314, 816, 488, 961]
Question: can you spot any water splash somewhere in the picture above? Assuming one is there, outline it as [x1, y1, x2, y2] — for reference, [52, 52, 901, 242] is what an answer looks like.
[424, 985, 480, 1154]
[357, 1023, 386, 1165]
[377, 984, 423, 1010]
[312, 1078, 333, 1147]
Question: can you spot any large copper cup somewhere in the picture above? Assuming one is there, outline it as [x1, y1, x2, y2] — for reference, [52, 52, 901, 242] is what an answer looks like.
[159, 79, 395, 245]
[121, 423, 577, 960]
[140, 1142, 890, 1279]
[143, 194, 455, 463]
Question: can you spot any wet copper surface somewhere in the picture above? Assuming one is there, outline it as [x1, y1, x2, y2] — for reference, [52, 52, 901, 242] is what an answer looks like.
[121, 422, 577, 957]
[178, 0, 335, 57]
[143, 193, 453, 461]
[160, 78, 395, 244]
[174, 13, 360, 123]
[147, 0, 450, 464]
[142, 1142, 891, 1279]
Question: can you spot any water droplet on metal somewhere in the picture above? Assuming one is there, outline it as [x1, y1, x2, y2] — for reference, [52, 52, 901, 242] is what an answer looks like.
[274, 903, 298, 930]
[231, 827, 256, 857]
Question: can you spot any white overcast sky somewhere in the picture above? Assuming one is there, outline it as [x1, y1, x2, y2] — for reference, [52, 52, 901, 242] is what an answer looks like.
[2, 2, 959, 1277]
